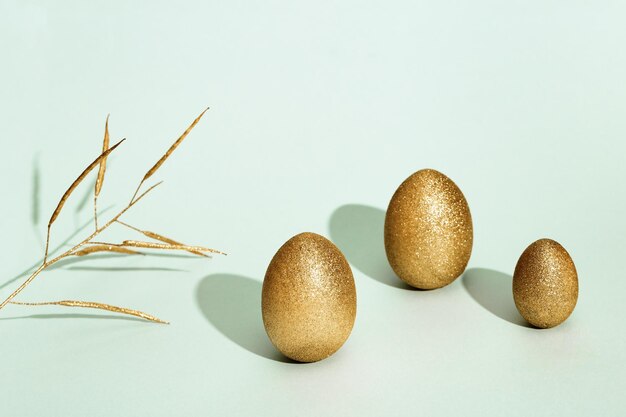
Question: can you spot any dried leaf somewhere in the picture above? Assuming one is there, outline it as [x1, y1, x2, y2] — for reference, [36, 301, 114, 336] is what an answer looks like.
[10, 300, 168, 324]
[142, 107, 208, 182]
[74, 245, 140, 257]
[49, 138, 125, 227]
[94, 114, 110, 197]
[141, 230, 208, 257]
[121, 240, 225, 255]
[116, 220, 208, 257]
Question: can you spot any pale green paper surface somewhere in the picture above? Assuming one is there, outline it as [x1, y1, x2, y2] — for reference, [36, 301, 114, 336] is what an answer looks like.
[0, 1, 624, 416]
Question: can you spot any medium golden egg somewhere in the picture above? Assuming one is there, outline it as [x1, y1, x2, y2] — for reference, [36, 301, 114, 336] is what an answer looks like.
[262, 232, 357, 362]
[513, 238, 578, 328]
[384, 169, 473, 289]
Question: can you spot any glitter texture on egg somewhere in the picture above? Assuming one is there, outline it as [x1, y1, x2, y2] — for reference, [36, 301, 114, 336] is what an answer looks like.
[384, 169, 473, 289]
[513, 238, 578, 328]
[262, 232, 357, 363]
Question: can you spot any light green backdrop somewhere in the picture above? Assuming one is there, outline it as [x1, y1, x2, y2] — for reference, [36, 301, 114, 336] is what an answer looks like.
[0, 1, 624, 416]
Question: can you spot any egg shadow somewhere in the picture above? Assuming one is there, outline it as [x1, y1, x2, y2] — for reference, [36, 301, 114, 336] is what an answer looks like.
[328, 204, 411, 289]
[462, 268, 530, 327]
[195, 273, 294, 363]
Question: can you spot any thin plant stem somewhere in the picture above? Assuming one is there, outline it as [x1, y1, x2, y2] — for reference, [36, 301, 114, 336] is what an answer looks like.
[94, 196, 99, 231]
[129, 180, 145, 206]
[44, 225, 52, 263]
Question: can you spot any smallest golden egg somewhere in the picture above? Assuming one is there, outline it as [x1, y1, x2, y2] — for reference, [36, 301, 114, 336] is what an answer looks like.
[513, 238, 578, 328]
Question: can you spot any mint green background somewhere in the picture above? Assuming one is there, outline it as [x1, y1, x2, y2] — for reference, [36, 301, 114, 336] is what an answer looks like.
[1, 1, 624, 416]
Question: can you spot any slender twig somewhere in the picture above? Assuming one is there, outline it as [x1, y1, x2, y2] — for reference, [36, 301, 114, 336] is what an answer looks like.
[94, 196, 99, 231]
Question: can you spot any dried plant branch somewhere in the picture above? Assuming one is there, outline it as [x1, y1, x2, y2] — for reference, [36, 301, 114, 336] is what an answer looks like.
[9, 300, 168, 324]
[130, 108, 209, 203]
[0, 110, 220, 324]
[93, 114, 110, 230]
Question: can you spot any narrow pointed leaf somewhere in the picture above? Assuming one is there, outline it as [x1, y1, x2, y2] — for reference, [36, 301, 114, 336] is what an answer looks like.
[142, 108, 208, 182]
[94, 114, 110, 197]
[49, 139, 125, 226]
[74, 245, 140, 256]
[120, 240, 225, 255]
[10, 300, 168, 323]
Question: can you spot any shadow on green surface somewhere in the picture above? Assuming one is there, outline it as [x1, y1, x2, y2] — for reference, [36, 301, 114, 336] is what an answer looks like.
[0, 313, 146, 322]
[462, 268, 530, 327]
[66, 266, 186, 272]
[196, 273, 294, 363]
[328, 204, 413, 289]
[0, 214, 103, 292]
[73, 177, 97, 214]
[47, 253, 129, 270]
[31, 153, 41, 227]
[3, 195, 195, 296]
[48, 252, 198, 271]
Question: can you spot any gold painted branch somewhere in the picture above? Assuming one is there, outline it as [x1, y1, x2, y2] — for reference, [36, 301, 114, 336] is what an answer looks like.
[0, 109, 220, 324]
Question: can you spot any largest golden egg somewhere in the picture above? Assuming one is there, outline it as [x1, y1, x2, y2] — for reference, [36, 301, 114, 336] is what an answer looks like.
[262, 232, 357, 362]
[384, 169, 473, 289]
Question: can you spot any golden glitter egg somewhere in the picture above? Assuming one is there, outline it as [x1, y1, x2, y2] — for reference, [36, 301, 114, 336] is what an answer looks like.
[262, 232, 357, 362]
[513, 238, 578, 328]
[384, 169, 473, 289]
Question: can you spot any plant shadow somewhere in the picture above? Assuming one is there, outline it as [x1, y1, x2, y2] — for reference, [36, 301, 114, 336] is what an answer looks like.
[66, 266, 186, 272]
[0, 313, 146, 322]
[196, 273, 294, 363]
[2, 219, 198, 293]
[48, 252, 198, 271]
[462, 268, 530, 327]
[32, 153, 41, 227]
[328, 204, 410, 289]
[0, 216, 100, 292]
